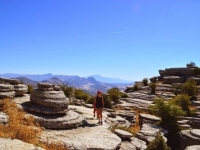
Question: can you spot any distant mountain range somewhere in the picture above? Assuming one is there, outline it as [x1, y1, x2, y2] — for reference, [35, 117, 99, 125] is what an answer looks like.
[0, 73, 134, 95]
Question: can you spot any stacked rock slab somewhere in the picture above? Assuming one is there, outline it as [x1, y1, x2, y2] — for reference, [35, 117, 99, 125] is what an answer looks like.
[29, 82, 86, 129]
[0, 77, 28, 98]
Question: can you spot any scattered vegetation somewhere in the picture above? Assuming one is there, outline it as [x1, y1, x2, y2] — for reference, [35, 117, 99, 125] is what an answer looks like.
[142, 78, 149, 86]
[148, 98, 186, 149]
[148, 83, 157, 94]
[0, 98, 68, 150]
[133, 84, 139, 91]
[59, 81, 74, 98]
[147, 133, 170, 150]
[107, 87, 121, 104]
[74, 89, 91, 102]
[181, 79, 198, 96]
[27, 85, 34, 94]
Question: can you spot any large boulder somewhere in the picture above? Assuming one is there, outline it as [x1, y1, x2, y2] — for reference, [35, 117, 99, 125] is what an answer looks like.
[114, 129, 133, 139]
[139, 113, 160, 125]
[37, 82, 54, 91]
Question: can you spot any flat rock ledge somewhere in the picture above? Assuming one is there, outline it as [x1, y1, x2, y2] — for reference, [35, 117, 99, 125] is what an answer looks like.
[0, 138, 44, 150]
[30, 110, 87, 129]
[114, 129, 133, 139]
[185, 145, 200, 150]
[40, 126, 121, 150]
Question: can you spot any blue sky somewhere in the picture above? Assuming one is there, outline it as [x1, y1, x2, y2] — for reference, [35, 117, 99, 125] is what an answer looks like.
[0, 0, 200, 81]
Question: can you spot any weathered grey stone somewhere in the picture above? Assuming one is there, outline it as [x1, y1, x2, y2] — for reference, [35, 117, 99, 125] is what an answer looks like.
[14, 84, 28, 96]
[40, 126, 121, 150]
[179, 129, 200, 150]
[31, 110, 87, 129]
[53, 85, 61, 91]
[185, 145, 200, 150]
[139, 113, 160, 125]
[0, 91, 15, 98]
[114, 129, 133, 139]
[0, 77, 20, 85]
[0, 84, 14, 92]
[130, 137, 147, 150]
[30, 90, 69, 108]
[150, 76, 158, 83]
[119, 141, 136, 150]
[191, 129, 200, 138]
[163, 76, 185, 84]
[178, 116, 200, 129]
[0, 112, 9, 125]
[37, 82, 53, 91]
[0, 138, 44, 150]
[136, 123, 167, 144]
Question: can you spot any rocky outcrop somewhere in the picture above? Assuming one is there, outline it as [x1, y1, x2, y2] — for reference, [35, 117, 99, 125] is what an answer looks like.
[0, 77, 28, 98]
[0, 84, 15, 98]
[40, 127, 121, 150]
[179, 129, 200, 150]
[163, 76, 185, 84]
[114, 129, 133, 139]
[0, 138, 44, 150]
[136, 123, 167, 144]
[0, 77, 20, 85]
[14, 84, 28, 96]
[159, 68, 195, 77]
[150, 76, 158, 83]
[28, 82, 86, 129]
[0, 112, 9, 125]
[185, 145, 200, 150]
[139, 113, 160, 125]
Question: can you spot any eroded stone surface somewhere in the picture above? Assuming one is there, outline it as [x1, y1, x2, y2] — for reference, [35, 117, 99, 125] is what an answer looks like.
[119, 141, 136, 150]
[185, 145, 200, 150]
[40, 127, 121, 150]
[0, 138, 44, 150]
[14, 84, 28, 96]
[130, 137, 147, 150]
[0, 77, 20, 85]
[114, 129, 133, 139]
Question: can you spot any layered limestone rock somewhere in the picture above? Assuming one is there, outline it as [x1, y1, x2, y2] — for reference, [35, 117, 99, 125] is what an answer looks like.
[0, 84, 15, 98]
[179, 129, 200, 150]
[0, 77, 28, 98]
[28, 82, 86, 129]
[0, 138, 44, 150]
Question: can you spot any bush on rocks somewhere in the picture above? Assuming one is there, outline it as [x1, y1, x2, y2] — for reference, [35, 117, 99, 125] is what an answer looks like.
[142, 78, 149, 86]
[147, 133, 170, 150]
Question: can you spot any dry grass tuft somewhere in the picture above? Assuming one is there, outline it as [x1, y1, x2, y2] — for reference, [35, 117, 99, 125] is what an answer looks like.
[0, 98, 68, 150]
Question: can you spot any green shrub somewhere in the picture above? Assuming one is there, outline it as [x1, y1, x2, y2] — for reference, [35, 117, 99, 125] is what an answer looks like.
[147, 133, 170, 150]
[148, 98, 185, 149]
[149, 83, 157, 94]
[142, 78, 149, 86]
[120, 92, 128, 98]
[181, 79, 197, 96]
[102, 93, 112, 109]
[27, 85, 33, 94]
[74, 89, 91, 102]
[133, 84, 139, 91]
[169, 94, 191, 116]
[107, 88, 121, 104]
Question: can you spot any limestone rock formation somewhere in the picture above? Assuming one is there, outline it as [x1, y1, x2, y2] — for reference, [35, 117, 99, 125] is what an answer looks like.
[179, 129, 200, 150]
[0, 77, 28, 98]
[0, 138, 44, 150]
[28, 82, 86, 129]
[0, 84, 15, 98]
[114, 129, 133, 139]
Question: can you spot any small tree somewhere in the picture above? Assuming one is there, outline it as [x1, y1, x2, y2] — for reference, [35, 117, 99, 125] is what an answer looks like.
[149, 83, 157, 94]
[142, 78, 149, 86]
[147, 133, 170, 150]
[181, 79, 197, 96]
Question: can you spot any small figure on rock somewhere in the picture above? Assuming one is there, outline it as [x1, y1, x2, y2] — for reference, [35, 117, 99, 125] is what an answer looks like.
[94, 90, 104, 125]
